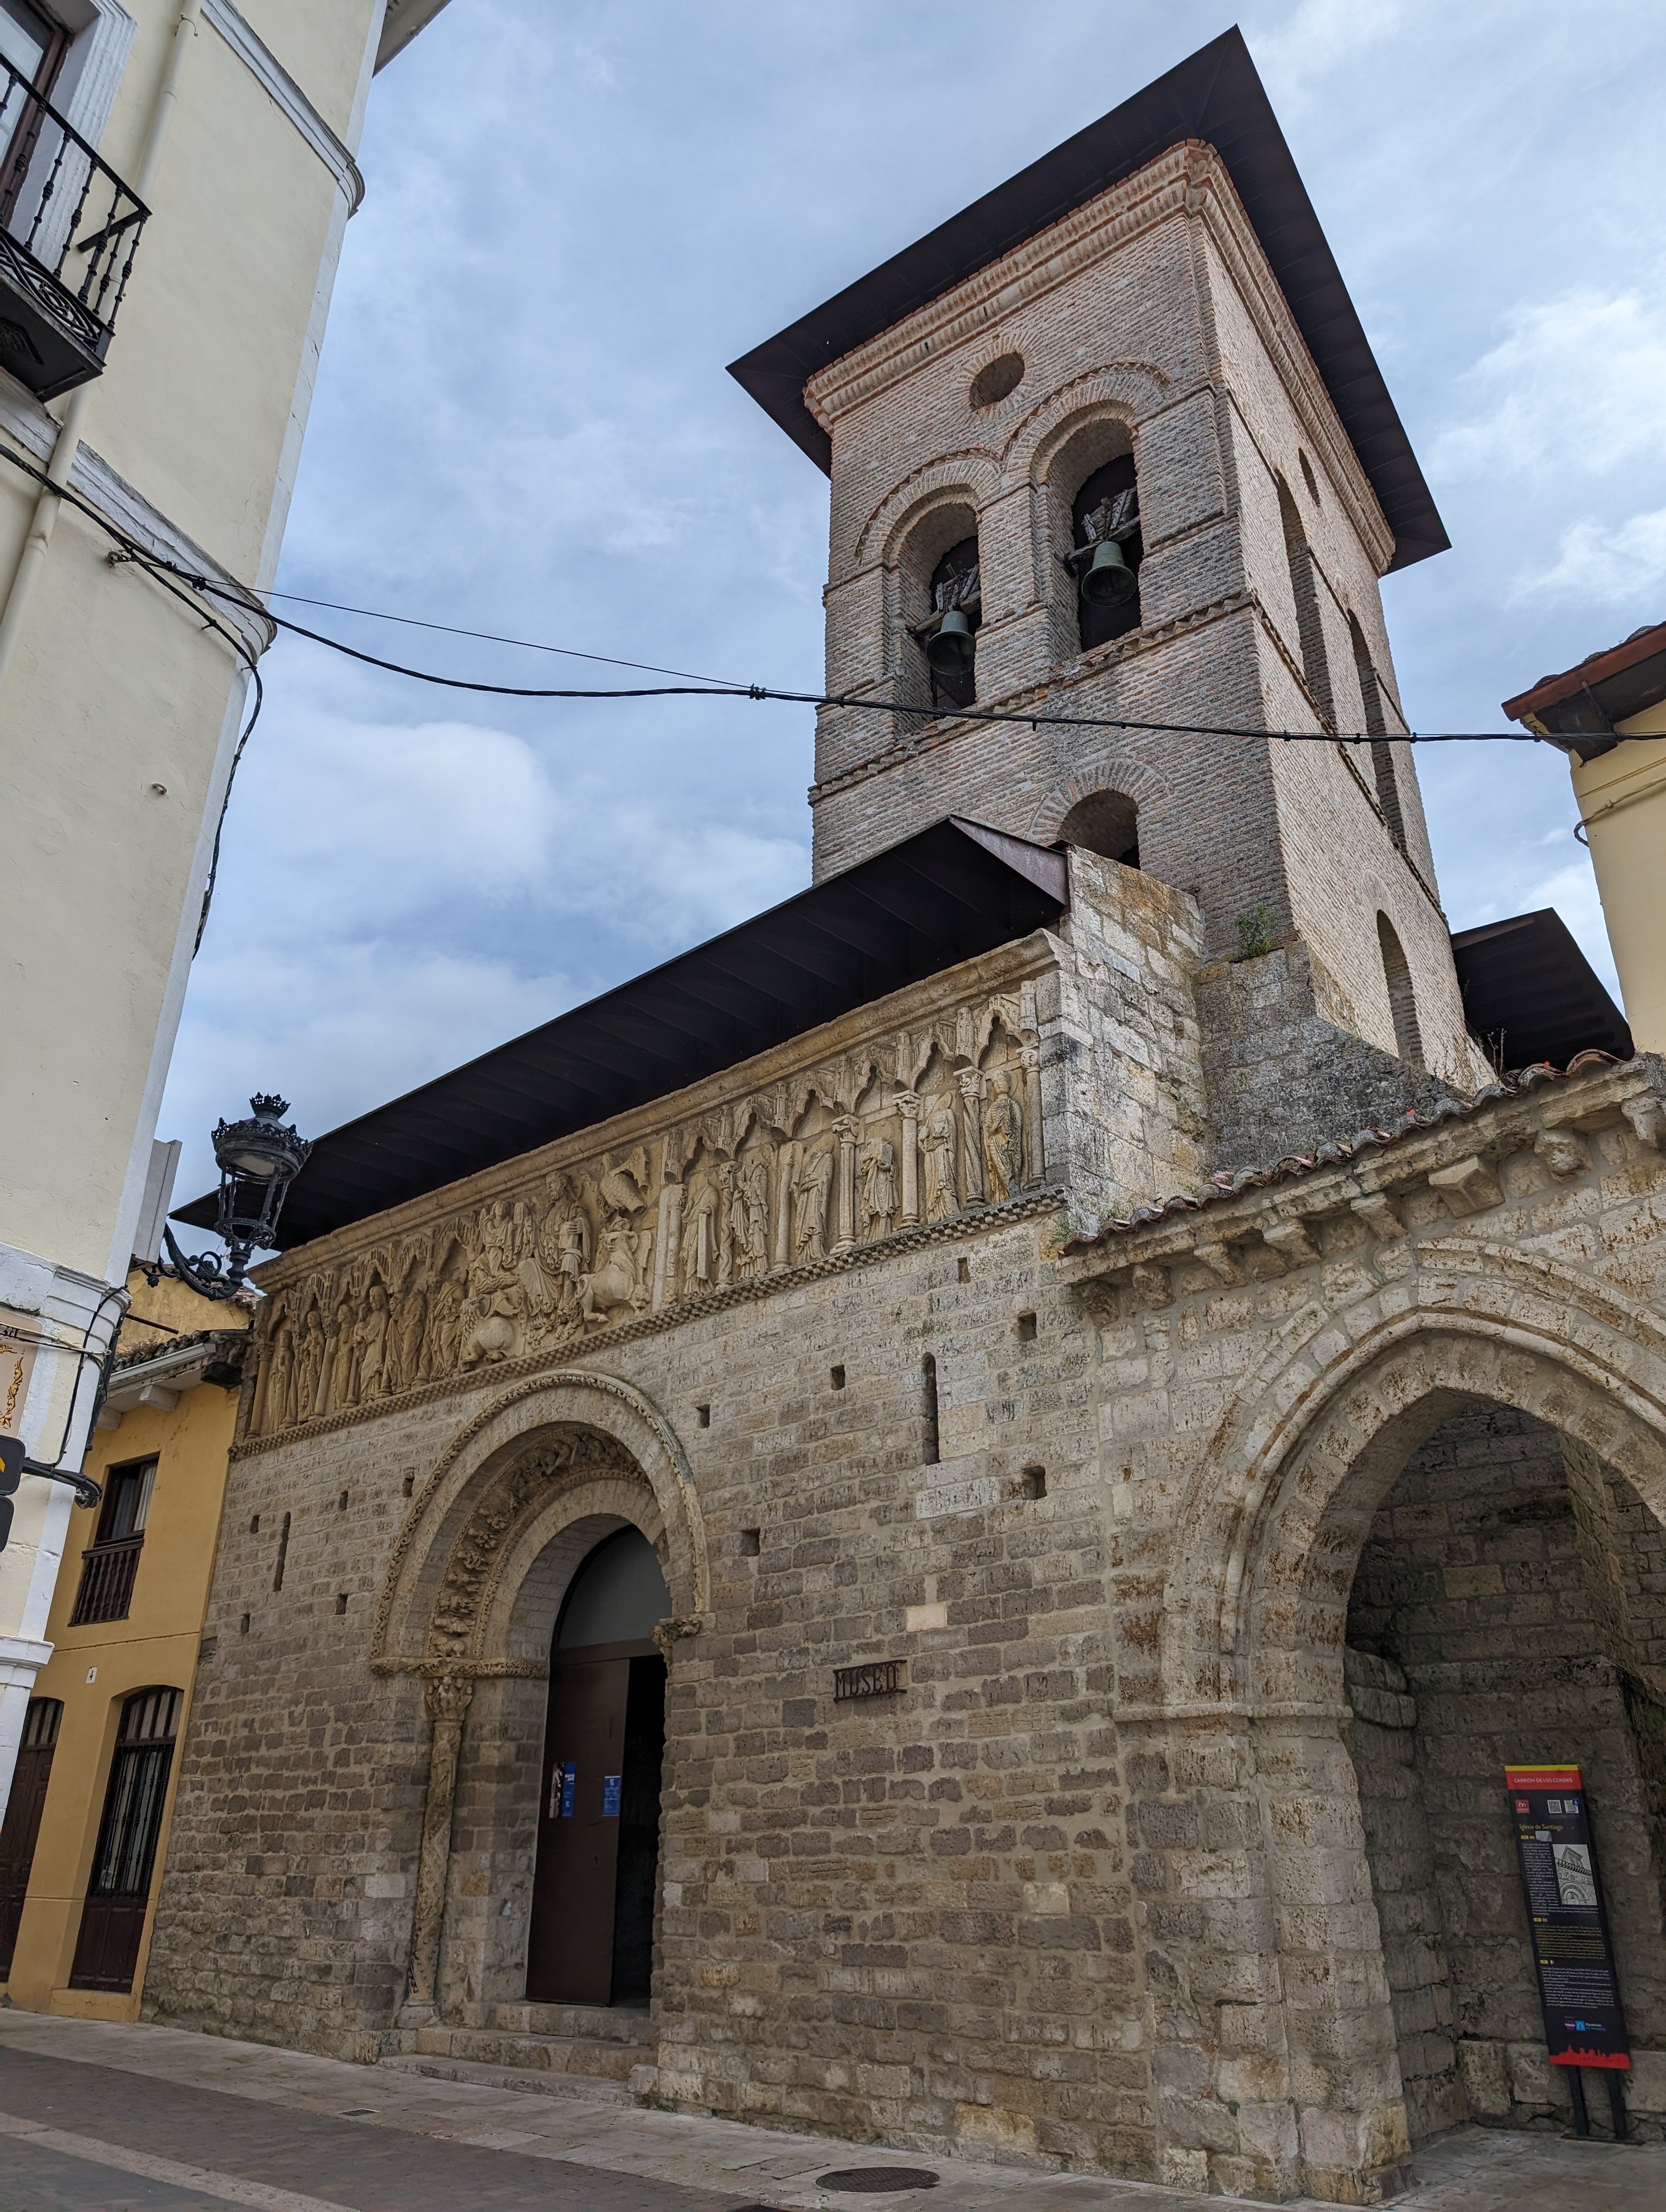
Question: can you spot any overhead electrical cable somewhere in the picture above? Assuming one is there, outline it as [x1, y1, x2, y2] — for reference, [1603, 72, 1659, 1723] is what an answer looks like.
[1, 432, 1652, 768]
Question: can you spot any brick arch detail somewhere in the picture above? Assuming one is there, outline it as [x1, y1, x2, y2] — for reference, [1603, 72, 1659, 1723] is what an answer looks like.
[1160, 1248, 1666, 1713]
[371, 1370, 708, 1675]
[1024, 750, 1176, 846]
[1001, 363, 1170, 489]
[852, 450, 1003, 571]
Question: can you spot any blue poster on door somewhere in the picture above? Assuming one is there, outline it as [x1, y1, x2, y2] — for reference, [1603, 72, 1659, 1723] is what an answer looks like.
[550, 1760, 575, 1819]
[602, 1773, 622, 1817]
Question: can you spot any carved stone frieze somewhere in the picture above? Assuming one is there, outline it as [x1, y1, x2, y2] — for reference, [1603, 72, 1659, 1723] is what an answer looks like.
[249, 982, 1047, 1439]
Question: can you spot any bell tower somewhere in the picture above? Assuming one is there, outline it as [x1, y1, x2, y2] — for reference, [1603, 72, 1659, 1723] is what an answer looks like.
[731, 31, 1488, 1114]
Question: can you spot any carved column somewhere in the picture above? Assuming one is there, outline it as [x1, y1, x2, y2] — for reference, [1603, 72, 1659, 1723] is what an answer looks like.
[957, 1071, 986, 1206]
[1020, 1044, 1044, 1182]
[832, 1117, 859, 1251]
[403, 1673, 475, 2017]
[652, 1181, 682, 1310]
[897, 1092, 921, 1224]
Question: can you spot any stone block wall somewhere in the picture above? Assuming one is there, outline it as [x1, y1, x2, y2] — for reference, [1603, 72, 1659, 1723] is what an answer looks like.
[1345, 1403, 1666, 2143]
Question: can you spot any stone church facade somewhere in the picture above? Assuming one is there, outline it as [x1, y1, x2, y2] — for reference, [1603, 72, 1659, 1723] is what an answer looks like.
[145, 35, 1666, 2206]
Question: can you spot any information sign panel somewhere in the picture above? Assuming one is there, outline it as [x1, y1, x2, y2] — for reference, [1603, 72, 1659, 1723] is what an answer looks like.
[1505, 1764, 1630, 2070]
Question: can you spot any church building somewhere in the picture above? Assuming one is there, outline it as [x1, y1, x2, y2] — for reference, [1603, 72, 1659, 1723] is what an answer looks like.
[145, 33, 1666, 2203]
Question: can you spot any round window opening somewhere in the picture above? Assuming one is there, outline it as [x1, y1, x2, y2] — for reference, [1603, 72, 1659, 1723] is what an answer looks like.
[969, 352, 1024, 410]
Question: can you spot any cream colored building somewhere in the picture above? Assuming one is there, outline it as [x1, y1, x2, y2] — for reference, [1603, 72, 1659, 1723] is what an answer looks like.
[1504, 620, 1666, 1052]
[0, 0, 453, 1819]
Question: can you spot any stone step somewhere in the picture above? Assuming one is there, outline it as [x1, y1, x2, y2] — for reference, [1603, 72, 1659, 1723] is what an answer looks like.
[486, 2001, 655, 2045]
[400, 2020, 652, 2084]
[376, 2051, 637, 2106]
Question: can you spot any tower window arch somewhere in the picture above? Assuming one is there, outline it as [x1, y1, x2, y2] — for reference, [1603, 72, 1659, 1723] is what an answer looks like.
[1377, 912, 1423, 1066]
[1278, 475, 1334, 728]
[1350, 613, 1407, 852]
[923, 533, 980, 714]
[1058, 788, 1139, 869]
[1071, 456, 1142, 652]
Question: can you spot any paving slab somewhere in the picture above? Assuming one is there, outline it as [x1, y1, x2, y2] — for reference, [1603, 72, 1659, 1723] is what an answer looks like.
[0, 2012, 1662, 2211]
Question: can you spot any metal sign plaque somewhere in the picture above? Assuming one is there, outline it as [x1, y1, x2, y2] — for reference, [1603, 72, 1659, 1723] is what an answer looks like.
[1506, 1764, 1631, 2070]
[834, 1661, 904, 1702]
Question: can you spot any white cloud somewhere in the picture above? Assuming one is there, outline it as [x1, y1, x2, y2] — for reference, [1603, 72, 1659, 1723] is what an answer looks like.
[1508, 506, 1666, 610]
[1433, 285, 1666, 483]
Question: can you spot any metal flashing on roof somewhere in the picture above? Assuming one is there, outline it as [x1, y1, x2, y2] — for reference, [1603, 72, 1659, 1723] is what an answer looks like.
[727, 28, 1447, 573]
[174, 818, 1068, 1253]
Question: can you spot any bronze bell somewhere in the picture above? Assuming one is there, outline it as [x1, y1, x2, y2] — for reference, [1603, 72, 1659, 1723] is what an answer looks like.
[926, 607, 977, 676]
[1080, 537, 1137, 607]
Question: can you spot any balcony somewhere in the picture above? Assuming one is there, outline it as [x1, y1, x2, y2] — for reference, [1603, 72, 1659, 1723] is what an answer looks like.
[0, 58, 147, 400]
[70, 1532, 144, 1625]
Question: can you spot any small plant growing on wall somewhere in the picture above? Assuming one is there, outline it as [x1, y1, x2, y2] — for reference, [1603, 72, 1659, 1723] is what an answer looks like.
[1234, 906, 1276, 961]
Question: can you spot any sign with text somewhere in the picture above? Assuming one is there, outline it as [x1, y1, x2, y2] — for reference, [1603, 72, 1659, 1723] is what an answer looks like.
[1507, 1764, 1631, 2070]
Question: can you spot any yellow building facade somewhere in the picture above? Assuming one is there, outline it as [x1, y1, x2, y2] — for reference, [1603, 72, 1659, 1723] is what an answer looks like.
[0, 0, 452, 1824]
[1505, 620, 1666, 1052]
[0, 1268, 248, 2016]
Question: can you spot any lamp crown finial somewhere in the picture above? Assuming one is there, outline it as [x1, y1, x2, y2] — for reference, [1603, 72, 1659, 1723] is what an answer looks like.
[249, 1094, 291, 1119]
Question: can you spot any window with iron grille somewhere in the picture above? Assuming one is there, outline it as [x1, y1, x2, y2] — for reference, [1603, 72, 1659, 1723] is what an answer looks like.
[69, 1455, 155, 1626]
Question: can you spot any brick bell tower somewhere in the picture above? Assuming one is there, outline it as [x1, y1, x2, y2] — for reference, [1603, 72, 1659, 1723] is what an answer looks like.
[731, 30, 1489, 1122]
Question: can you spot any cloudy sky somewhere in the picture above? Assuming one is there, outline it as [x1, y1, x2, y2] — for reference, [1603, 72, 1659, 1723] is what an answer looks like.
[161, 0, 1666, 1197]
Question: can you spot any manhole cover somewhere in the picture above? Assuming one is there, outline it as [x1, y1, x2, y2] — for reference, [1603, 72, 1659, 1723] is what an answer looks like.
[817, 2172, 940, 2195]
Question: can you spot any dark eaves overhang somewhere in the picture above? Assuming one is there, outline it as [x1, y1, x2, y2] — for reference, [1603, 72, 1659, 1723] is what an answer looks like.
[1450, 909, 1632, 1072]
[1501, 619, 1666, 761]
[174, 818, 1068, 1253]
[727, 26, 1447, 574]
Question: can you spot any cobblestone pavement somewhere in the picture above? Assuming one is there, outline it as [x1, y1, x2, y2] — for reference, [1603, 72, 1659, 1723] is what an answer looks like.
[0, 2014, 1661, 2211]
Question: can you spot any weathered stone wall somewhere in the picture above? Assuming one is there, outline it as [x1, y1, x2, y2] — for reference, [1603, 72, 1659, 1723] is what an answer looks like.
[146, 1044, 1666, 2201]
[1345, 1404, 1666, 2143]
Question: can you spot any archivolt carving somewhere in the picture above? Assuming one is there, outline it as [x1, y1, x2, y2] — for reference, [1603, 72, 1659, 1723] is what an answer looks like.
[1158, 1245, 1666, 1712]
[372, 1369, 710, 1674]
[254, 987, 1045, 1439]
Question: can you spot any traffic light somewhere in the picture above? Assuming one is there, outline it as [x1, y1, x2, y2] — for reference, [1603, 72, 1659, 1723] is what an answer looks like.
[0, 1433, 23, 1553]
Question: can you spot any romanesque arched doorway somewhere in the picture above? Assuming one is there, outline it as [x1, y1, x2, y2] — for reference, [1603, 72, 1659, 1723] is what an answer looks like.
[528, 1527, 669, 2007]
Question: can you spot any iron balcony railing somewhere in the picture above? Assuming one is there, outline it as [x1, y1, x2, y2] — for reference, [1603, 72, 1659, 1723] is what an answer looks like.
[0, 55, 148, 400]
[70, 1533, 144, 1626]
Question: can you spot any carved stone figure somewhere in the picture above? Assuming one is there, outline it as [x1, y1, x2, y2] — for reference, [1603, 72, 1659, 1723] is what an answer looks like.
[735, 1152, 771, 1278]
[264, 1316, 297, 1433]
[460, 1226, 523, 1368]
[983, 1078, 1024, 1202]
[356, 1282, 393, 1400]
[792, 1144, 835, 1262]
[921, 1101, 958, 1223]
[330, 1295, 356, 1408]
[540, 1178, 592, 1313]
[681, 1178, 720, 1294]
[393, 1285, 426, 1394]
[297, 1303, 325, 1419]
[425, 1275, 464, 1377]
[861, 1137, 898, 1241]
[581, 1219, 652, 1322]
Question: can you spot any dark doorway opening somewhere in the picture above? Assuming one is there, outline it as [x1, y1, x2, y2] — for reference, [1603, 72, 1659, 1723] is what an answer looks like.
[69, 1685, 180, 1992]
[527, 1528, 670, 2007]
[0, 1694, 61, 1978]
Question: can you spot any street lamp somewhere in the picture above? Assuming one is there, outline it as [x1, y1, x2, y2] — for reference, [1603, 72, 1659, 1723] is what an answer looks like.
[162, 1095, 312, 1299]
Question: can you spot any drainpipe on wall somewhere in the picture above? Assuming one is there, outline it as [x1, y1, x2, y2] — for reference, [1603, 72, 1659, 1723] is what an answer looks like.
[0, 0, 203, 694]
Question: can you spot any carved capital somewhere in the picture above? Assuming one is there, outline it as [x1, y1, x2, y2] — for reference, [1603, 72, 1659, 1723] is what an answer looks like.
[425, 1673, 476, 1726]
[896, 1091, 922, 1125]
[653, 1614, 703, 1662]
